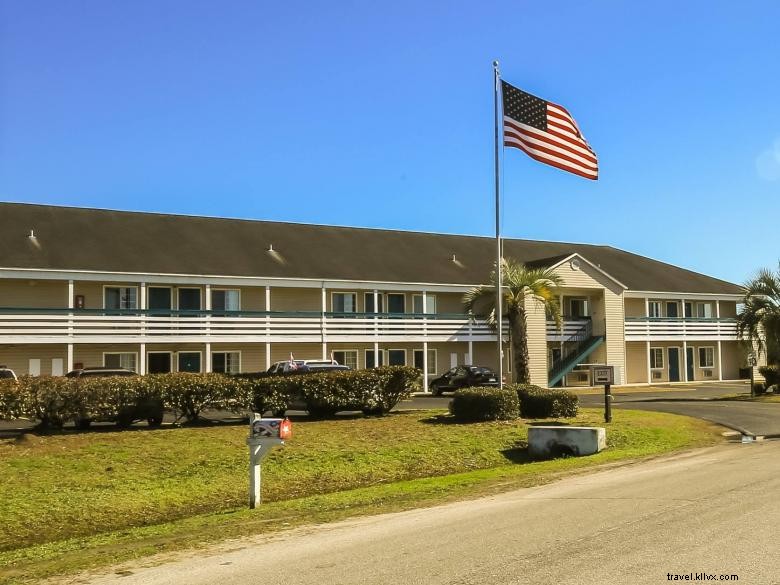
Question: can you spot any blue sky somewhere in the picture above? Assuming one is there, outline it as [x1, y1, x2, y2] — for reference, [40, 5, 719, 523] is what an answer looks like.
[1, 0, 778, 285]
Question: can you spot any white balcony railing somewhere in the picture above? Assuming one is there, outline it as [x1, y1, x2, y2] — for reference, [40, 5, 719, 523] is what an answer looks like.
[546, 319, 592, 342]
[624, 317, 738, 341]
[0, 309, 502, 345]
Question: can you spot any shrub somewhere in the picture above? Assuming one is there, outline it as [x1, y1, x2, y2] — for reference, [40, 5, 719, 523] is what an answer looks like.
[243, 374, 302, 416]
[149, 373, 236, 424]
[449, 386, 520, 422]
[0, 379, 23, 421]
[511, 384, 579, 419]
[364, 366, 419, 415]
[758, 365, 780, 388]
[299, 370, 366, 418]
[11, 376, 82, 429]
[0, 365, 423, 428]
[76, 375, 150, 426]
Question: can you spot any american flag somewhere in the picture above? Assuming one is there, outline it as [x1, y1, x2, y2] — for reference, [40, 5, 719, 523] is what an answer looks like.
[502, 81, 598, 180]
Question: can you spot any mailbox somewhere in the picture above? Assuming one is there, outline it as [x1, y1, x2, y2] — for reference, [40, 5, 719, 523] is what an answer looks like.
[246, 414, 290, 509]
[251, 416, 287, 439]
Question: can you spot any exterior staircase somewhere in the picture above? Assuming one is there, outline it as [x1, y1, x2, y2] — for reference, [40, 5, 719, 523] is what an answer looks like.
[548, 319, 604, 387]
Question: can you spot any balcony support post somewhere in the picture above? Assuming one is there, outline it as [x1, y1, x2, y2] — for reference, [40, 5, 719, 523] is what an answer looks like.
[265, 286, 271, 370]
[321, 284, 327, 360]
[422, 341, 429, 392]
[67, 280, 74, 371]
[205, 342, 212, 373]
[205, 284, 212, 341]
[715, 300, 723, 380]
[373, 290, 380, 367]
[646, 341, 652, 384]
[139, 343, 146, 375]
[140, 282, 147, 341]
[682, 340, 688, 382]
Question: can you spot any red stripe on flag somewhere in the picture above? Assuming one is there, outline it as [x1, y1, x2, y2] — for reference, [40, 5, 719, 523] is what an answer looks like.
[504, 120, 597, 165]
[504, 128, 598, 172]
[505, 139, 598, 180]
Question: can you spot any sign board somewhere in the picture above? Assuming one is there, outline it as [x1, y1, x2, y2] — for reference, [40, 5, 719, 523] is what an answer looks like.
[591, 365, 614, 386]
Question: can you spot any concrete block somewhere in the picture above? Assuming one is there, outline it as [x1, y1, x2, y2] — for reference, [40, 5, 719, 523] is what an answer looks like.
[528, 426, 606, 459]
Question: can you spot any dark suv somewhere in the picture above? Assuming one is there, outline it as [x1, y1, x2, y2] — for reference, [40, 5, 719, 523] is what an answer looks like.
[66, 367, 164, 429]
[428, 365, 500, 396]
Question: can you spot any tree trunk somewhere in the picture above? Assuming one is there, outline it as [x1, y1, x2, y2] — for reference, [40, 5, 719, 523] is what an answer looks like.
[508, 307, 530, 384]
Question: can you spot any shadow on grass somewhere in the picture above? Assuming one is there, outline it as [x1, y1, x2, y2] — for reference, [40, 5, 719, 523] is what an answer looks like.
[500, 442, 531, 463]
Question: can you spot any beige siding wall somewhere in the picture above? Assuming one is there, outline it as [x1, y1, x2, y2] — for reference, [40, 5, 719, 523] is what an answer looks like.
[271, 288, 320, 312]
[624, 298, 645, 318]
[553, 260, 626, 384]
[524, 296, 549, 386]
[718, 301, 738, 318]
[0, 344, 67, 376]
[625, 342, 648, 384]
[719, 341, 741, 380]
[1, 279, 68, 308]
[471, 341, 510, 377]
[232, 287, 264, 311]
[434, 292, 465, 314]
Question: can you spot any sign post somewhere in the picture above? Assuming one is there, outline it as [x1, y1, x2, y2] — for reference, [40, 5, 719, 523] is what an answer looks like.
[591, 365, 615, 423]
[246, 414, 291, 509]
[748, 353, 758, 398]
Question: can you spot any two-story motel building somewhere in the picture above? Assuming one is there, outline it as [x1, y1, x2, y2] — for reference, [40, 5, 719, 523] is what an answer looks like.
[0, 203, 751, 388]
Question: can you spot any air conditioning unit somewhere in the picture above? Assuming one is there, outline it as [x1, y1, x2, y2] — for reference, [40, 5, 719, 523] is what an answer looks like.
[652, 371, 662, 380]
[703, 369, 713, 378]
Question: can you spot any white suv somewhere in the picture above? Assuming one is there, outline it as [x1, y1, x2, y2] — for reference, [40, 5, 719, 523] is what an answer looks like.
[267, 359, 339, 375]
[0, 366, 18, 381]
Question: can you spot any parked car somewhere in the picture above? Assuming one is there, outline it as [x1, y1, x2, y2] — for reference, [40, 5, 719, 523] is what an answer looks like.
[65, 367, 138, 378]
[0, 366, 17, 381]
[428, 365, 499, 396]
[266, 359, 348, 376]
[263, 360, 352, 415]
[65, 367, 164, 429]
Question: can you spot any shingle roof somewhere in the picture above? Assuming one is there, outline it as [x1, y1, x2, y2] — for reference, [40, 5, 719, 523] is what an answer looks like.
[0, 203, 743, 294]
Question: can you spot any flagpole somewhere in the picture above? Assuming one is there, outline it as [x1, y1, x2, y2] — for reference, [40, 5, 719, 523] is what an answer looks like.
[493, 60, 504, 389]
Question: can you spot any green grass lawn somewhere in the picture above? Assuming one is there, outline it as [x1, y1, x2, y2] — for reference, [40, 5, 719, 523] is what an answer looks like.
[0, 408, 721, 583]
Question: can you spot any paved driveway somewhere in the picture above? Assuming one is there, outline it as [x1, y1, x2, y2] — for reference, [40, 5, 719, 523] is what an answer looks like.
[575, 382, 780, 437]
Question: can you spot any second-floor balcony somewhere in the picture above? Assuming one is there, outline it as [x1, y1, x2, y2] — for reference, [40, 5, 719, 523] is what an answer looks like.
[0, 307, 603, 346]
[624, 317, 738, 341]
[0, 308, 501, 345]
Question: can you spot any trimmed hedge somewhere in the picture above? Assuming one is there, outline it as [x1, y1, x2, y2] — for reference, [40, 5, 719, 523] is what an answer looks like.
[449, 386, 520, 422]
[758, 365, 780, 388]
[0, 366, 421, 428]
[511, 384, 579, 419]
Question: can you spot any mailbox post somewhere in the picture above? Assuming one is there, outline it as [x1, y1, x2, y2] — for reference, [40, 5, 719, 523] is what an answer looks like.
[246, 414, 291, 509]
[591, 365, 615, 423]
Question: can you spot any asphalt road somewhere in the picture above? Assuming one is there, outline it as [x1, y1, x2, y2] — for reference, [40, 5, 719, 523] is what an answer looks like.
[81, 441, 780, 585]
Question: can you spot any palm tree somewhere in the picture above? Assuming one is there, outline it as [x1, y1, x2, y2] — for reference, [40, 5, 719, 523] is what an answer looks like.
[463, 259, 563, 384]
[737, 263, 780, 364]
